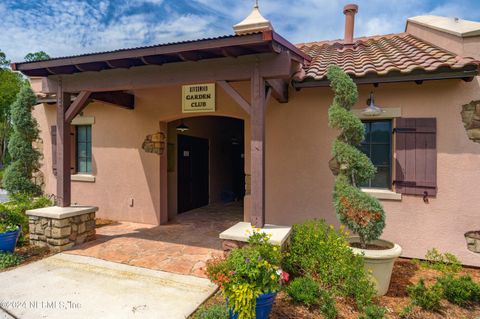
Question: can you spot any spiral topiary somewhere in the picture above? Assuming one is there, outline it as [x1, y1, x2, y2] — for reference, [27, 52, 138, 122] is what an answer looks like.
[326, 65, 385, 249]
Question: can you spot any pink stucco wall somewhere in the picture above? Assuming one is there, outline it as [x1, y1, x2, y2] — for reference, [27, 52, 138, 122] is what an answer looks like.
[265, 78, 480, 266]
[33, 24, 480, 266]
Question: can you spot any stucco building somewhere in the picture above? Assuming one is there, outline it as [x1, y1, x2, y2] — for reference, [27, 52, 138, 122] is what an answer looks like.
[12, 5, 480, 265]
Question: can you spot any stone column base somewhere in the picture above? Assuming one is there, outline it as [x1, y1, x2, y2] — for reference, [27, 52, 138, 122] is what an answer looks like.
[219, 222, 291, 256]
[27, 206, 98, 252]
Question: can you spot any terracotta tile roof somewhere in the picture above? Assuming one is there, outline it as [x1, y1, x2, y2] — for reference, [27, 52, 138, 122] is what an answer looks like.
[297, 33, 479, 81]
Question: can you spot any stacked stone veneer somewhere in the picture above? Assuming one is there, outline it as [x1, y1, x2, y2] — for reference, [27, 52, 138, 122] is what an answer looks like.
[27, 206, 97, 252]
[142, 132, 166, 155]
[461, 100, 480, 143]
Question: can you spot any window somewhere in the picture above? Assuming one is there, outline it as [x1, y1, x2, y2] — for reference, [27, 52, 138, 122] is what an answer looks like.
[76, 125, 92, 174]
[358, 120, 392, 189]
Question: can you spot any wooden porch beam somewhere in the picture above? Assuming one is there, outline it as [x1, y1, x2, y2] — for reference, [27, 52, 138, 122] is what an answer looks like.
[41, 53, 293, 93]
[64, 90, 91, 123]
[56, 81, 72, 207]
[266, 79, 288, 103]
[90, 91, 135, 109]
[250, 63, 266, 228]
[217, 81, 251, 115]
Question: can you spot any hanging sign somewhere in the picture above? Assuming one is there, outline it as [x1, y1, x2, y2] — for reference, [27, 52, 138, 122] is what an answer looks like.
[182, 83, 215, 113]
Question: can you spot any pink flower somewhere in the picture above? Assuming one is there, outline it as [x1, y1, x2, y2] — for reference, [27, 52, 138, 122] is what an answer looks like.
[280, 271, 290, 282]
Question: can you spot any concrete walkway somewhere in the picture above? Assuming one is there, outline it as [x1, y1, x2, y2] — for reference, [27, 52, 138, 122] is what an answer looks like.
[0, 253, 217, 319]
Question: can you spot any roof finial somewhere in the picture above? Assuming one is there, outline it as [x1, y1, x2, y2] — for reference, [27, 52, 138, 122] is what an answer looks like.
[233, 0, 273, 35]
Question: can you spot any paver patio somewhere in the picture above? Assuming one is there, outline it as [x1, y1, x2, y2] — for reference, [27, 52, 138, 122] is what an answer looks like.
[66, 202, 243, 277]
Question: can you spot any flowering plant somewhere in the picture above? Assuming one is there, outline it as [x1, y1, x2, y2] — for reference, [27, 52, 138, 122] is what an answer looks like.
[206, 230, 288, 319]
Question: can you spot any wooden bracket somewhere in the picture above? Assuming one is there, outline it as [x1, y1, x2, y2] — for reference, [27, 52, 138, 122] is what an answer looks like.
[217, 80, 251, 115]
[65, 91, 91, 123]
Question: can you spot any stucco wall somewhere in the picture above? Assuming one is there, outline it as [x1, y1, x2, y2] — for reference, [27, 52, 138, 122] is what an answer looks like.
[265, 78, 480, 266]
[35, 83, 250, 225]
[35, 77, 480, 265]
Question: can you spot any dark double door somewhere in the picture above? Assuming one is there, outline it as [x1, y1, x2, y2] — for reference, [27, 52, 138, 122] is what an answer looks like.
[177, 134, 209, 214]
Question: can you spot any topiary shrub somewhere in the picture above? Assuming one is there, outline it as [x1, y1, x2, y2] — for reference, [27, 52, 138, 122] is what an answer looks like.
[3, 85, 41, 196]
[437, 274, 480, 307]
[326, 65, 385, 248]
[286, 276, 321, 307]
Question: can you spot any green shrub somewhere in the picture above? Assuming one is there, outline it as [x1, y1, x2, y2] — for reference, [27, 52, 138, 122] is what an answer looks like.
[319, 288, 338, 319]
[420, 248, 462, 274]
[283, 220, 375, 310]
[437, 274, 480, 307]
[359, 304, 386, 319]
[0, 252, 23, 269]
[193, 303, 229, 319]
[406, 279, 442, 311]
[0, 194, 52, 244]
[3, 85, 42, 196]
[399, 303, 413, 318]
[326, 65, 386, 248]
[286, 276, 320, 307]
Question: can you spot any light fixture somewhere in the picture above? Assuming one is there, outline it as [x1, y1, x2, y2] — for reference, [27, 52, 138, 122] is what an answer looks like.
[361, 92, 383, 116]
[176, 120, 189, 132]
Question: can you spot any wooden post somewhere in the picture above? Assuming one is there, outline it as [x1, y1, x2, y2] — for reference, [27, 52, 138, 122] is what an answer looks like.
[56, 80, 72, 207]
[250, 63, 266, 228]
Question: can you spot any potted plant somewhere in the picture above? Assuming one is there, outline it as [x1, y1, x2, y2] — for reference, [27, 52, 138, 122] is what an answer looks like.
[326, 65, 402, 296]
[0, 223, 21, 253]
[206, 231, 289, 319]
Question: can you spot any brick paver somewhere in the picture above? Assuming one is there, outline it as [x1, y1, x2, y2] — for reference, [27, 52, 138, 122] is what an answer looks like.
[67, 202, 242, 277]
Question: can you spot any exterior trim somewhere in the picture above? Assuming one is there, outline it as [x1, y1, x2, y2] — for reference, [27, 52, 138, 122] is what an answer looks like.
[71, 116, 95, 125]
[71, 174, 95, 183]
[361, 188, 402, 201]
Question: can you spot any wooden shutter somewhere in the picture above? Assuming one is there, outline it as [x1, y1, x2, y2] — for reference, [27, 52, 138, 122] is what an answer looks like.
[394, 118, 437, 196]
[51, 125, 57, 176]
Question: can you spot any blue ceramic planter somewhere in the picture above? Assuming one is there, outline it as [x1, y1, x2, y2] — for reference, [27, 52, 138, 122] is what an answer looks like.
[0, 227, 20, 253]
[229, 292, 277, 319]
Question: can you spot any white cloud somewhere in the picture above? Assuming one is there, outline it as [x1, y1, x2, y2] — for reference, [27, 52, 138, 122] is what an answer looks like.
[0, 0, 478, 62]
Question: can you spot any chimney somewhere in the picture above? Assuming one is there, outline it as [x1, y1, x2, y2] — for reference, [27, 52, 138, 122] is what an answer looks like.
[343, 4, 358, 45]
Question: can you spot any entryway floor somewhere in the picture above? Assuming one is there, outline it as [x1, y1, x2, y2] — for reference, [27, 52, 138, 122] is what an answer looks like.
[66, 202, 243, 278]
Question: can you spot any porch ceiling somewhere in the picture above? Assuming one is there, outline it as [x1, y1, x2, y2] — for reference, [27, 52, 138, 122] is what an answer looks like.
[11, 30, 310, 77]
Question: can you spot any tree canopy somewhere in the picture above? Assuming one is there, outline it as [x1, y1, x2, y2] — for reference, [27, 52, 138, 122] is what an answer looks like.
[24, 51, 50, 62]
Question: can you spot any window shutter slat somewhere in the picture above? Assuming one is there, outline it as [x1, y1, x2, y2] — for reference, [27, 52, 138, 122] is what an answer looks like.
[394, 118, 437, 196]
[51, 125, 57, 176]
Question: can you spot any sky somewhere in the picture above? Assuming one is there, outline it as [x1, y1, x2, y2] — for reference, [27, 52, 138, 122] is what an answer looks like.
[0, 0, 479, 62]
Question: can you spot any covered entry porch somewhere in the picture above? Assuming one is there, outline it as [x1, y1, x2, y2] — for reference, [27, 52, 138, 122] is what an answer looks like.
[15, 30, 308, 253]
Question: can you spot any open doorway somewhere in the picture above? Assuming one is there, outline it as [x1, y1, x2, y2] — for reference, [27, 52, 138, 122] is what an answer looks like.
[168, 116, 245, 216]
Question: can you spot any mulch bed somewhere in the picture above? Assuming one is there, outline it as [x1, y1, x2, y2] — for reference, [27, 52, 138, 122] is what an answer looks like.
[195, 258, 480, 318]
[0, 244, 52, 272]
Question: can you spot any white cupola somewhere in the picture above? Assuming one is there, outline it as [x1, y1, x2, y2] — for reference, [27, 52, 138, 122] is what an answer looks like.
[233, 2, 273, 35]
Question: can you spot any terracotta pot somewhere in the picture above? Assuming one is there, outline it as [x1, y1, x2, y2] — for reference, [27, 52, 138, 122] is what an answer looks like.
[349, 237, 402, 296]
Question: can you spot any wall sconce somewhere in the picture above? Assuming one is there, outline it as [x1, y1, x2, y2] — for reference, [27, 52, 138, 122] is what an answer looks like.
[176, 119, 189, 132]
[362, 92, 383, 116]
